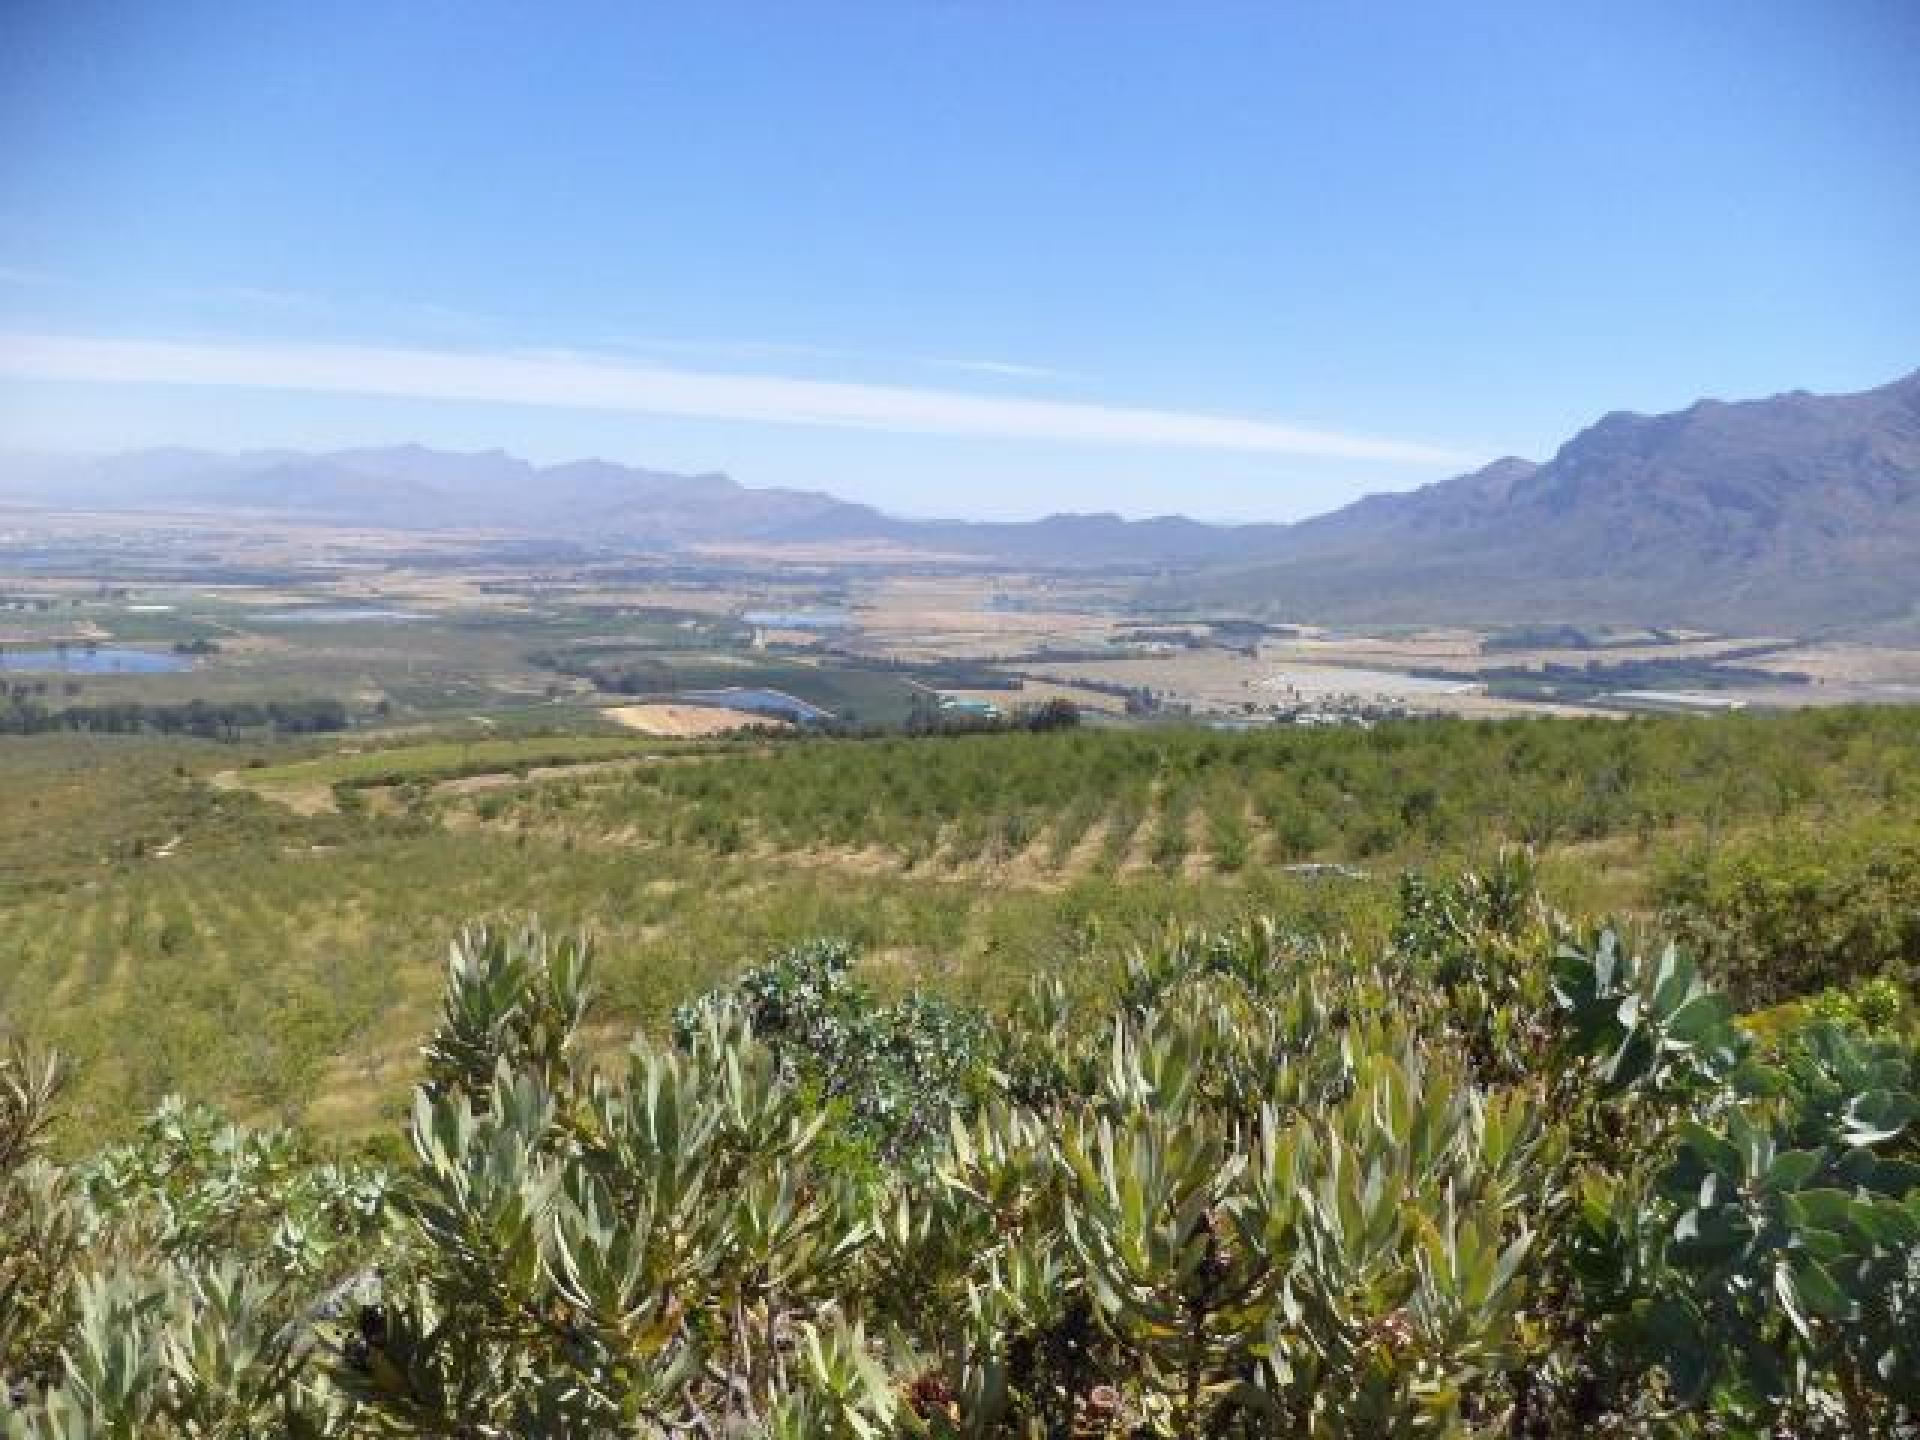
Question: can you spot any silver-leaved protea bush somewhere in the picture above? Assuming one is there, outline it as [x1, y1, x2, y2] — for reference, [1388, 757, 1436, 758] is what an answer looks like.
[5, 862, 1918, 1437]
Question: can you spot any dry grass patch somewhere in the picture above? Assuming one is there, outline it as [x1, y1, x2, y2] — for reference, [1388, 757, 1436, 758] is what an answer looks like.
[606, 702, 791, 737]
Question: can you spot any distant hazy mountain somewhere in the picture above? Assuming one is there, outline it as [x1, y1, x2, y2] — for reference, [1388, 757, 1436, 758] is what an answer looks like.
[1164, 370, 1920, 632]
[5, 367, 1916, 631]
[767, 505, 1287, 565]
[0, 444, 872, 548]
[0, 441, 1285, 562]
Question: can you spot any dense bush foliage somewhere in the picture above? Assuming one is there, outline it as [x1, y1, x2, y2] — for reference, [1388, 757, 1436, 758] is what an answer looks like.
[0, 696, 349, 738]
[5, 864, 1917, 1436]
[902, 697, 1083, 737]
[6, 707, 1916, 1171]
[1657, 818, 1920, 1007]
[538, 704, 1920, 868]
[672, 939, 995, 1166]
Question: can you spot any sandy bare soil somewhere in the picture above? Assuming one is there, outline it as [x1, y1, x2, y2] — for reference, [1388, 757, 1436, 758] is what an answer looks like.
[1026, 650, 1612, 718]
[938, 679, 1128, 715]
[834, 574, 1130, 660]
[689, 539, 988, 564]
[1028, 650, 1427, 707]
[1757, 643, 1920, 687]
[605, 702, 790, 736]
[542, 585, 744, 615]
[209, 768, 337, 816]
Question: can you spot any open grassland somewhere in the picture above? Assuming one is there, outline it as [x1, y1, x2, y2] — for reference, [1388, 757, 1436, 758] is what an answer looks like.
[2, 706, 1916, 1143]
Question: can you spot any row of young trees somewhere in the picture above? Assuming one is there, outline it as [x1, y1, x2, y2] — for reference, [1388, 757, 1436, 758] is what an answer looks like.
[0, 696, 349, 738]
[529, 705, 1918, 870]
[902, 696, 1083, 737]
[3, 857, 1916, 1435]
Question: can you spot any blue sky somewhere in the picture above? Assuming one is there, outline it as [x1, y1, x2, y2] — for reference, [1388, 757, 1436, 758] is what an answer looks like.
[1, 2, 1915, 521]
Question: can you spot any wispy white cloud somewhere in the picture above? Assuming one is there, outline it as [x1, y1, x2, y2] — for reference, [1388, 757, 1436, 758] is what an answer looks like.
[0, 332, 1474, 465]
[605, 334, 866, 365]
[922, 357, 1078, 382]
[604, 335, 1078, 382]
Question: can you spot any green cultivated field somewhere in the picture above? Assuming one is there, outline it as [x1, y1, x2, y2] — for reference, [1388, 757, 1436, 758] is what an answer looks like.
[2, 705, 1916, 1141]
[3, 681, 1918, 1436]
[492, 707, 1919, 878]
[235, 732, 697, 789]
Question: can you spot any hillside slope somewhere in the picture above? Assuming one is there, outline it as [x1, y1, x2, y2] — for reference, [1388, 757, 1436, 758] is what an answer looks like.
[1172, 370, 1920, 630]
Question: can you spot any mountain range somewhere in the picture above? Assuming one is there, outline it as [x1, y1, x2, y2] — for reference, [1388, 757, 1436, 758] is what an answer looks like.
[1172, 368, 1920, 632]
[4, 368, 1916, 633]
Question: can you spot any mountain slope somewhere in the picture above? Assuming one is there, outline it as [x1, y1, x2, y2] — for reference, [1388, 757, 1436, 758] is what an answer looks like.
[5, 367, 1917, 631]
[1170, 371, 1920, 631]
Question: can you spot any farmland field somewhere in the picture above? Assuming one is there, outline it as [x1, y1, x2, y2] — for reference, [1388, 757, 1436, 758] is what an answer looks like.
[4, 516, 1920, 1440]
[5, 700, 1917, 1141]
[7, 520, 1920, 1145]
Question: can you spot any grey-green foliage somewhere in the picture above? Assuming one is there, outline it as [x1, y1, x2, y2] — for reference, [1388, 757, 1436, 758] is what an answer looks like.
[1, 1047, 81, 1401]
[1549, 926, 1920, 1434]
[1571, 1015, 1920, 1432]
[323, 947, 879, 1435]
[2, 1058, 393, 1437]
[421, 921, 594, 1107]
[6, 864, 1920, 1437]
[17, 1264, 333, 1440]
[673, 938, 994, 1166]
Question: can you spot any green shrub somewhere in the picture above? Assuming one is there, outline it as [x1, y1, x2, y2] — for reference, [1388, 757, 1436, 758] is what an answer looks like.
[1656, 819, 1920, 1006]
[1808, 975, 1909, 1037]
[673, 939, 994, 1165]
[7, 873, 1918, 1435]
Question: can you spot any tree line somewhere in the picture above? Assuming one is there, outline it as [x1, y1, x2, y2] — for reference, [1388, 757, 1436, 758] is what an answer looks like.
[0, 695, 349, 738]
